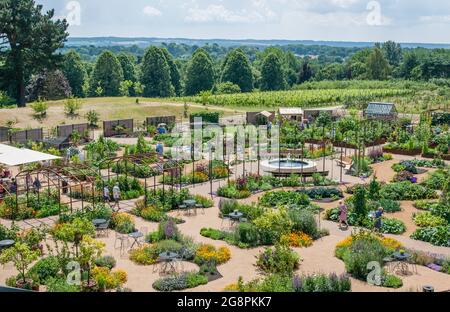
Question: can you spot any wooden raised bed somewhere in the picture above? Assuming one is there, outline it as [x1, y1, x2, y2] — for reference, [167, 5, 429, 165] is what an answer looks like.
[422, 153, 450, 161]
[382, 147, 422, 156]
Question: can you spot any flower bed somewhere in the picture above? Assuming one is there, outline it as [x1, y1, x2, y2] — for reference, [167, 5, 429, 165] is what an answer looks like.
[335, 230, 403, 289]
[202, 207, 325, 248]
[0, 190, 68, 221]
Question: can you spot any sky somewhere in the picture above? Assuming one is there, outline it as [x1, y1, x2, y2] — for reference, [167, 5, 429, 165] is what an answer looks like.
[37, 0, 450, 43]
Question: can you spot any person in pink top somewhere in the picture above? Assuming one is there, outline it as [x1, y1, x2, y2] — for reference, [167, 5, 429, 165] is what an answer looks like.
[338, 200, 348, 230]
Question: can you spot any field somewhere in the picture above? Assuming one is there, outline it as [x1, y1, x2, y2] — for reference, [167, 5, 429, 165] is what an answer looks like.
[173, 80, 450, 113]
[1, 80, 449, 130]
[0, 97, 243, 130]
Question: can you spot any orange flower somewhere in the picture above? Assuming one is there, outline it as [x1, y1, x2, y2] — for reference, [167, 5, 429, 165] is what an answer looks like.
[281, 232, 313, 248]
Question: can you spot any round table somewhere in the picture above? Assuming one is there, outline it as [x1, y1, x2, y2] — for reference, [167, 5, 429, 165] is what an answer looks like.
[158, 252, 180, 274]
[129, 232, 144, 249]
[183, 200, 196, 207]
[0, 239, 15, 250]
[183, 200, 197, 215]
[392, 252, 411, 276]
[92, 219, 107, 227]
[393, 252, 410, 261]
[229, 212, 244, 220]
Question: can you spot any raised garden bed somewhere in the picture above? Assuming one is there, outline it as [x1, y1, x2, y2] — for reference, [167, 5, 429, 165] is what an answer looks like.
[383, 147, 422, 156]
[422, 153, 450, 161]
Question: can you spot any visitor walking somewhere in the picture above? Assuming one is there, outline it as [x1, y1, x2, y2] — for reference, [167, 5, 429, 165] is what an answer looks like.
[103, 185, 110, 203]
[33, 177, 41, 193]
[112, 182, 121, 211]
[156, 142, 164, 156]
[9, 178, 17, 194]
[374, 207, 384, 233]
[338, 200, 348, 230]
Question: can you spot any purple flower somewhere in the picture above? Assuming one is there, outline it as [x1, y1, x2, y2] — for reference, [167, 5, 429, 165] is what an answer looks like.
[292, 275, 303, 292]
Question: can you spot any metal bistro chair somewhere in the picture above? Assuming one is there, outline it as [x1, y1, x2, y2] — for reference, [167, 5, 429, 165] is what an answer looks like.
[114, 232, 130, 257]
[96, 221, 110, 238]
[177, 204, 187, 217]
[172, 248, 189, 272]
[195, 203, 205, 215]
[383, 256, 395, 273]
[221, 215, 232, 231]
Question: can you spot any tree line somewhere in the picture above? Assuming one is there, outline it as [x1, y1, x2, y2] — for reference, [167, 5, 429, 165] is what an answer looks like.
[1, 0, 450, 107]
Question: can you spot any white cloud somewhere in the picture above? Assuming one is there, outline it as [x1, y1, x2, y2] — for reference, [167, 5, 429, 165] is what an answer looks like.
[419, 15, 450, 23]
[143, 5, 162, 17]
[185, 1, 278, 24]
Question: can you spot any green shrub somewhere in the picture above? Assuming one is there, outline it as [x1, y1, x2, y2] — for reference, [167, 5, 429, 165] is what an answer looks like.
[380, 182, 438, 200]
[337, 235, 389, 281]
[411, 226, 450, 247]
[95, 256, 117, 270]
[45, 277, 81, 292]
[253, 208, 293, 245]
[370, 199, 401, 213]
[200, 228, 228, 241]
[289, 209, 318, 238]
[234, 223, 260, 247]
[381, 218, 406, 234]
[28, 256, 60, 285]
[153, 272, 208, 291]
[259, 191, 310, 208]
[294, 273, 351, 292]
[256, 244, 300, 275]
[382, 274, 403, 288]
[300, 188, 343, 200]
[414, 212, 448, 227]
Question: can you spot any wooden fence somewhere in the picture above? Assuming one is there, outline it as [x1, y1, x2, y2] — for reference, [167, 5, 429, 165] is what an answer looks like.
[103, 119, 134, 137]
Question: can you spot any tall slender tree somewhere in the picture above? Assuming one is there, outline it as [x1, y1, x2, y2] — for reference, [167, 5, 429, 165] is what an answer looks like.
[185, 48, 215, 96]
[366, 48, 391, 80]
[89, 51, 123, 97]
[117, 53, 137, 96]
[141, 46, 174, 97]
[62, 50, 88, 97]
[260, 53, 286, 91]
[0, 0, 69, 106]
[160, 48, 182, 96]
[221, 49, 253, 92]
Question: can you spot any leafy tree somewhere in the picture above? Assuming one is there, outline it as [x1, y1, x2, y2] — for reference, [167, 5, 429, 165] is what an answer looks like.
[379, 41, 402, 67]
[298, 60, 313, 84]
[85, 110, 100, 128]
[117, 53, 137, 96]
[185, 48, 215, 96]
[315, 63, 345, 81]
[141, 46, 174, 97]
[214, 82, 241, 94]
[78, 236, 105, 288]
[0, 242, 40, 285]
[0, 0, 69, 106]
[353, 186, 368, 226]
[119, 80, 133, 97]
[26, 70, 72, 101]
[64, 97, 83, 116]
[260, 53, 286, 91]
[89, 51, 123, 96]
[221, 49, 253, 92]
[399, 51, 420, 80]
[366, 48, 391, 80]
[161, 48, 182, 96]
[62, 50, 88, 97]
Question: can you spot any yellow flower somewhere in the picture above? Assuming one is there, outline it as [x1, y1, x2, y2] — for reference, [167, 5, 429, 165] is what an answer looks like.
[195, 244, 231, 265]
